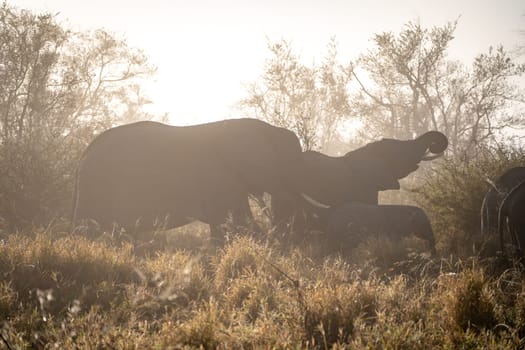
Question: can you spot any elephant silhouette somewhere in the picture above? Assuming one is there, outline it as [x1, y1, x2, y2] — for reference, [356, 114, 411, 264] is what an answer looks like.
[498, 179, 525, 258]
[481, 166, 525, 236]
[271, 131, 448, 234]
[72, 119, 309, 242]
[326, 202, 436, 255]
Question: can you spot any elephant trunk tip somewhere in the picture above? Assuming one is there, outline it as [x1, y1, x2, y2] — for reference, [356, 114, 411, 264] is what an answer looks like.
[417, 131, 448, 155]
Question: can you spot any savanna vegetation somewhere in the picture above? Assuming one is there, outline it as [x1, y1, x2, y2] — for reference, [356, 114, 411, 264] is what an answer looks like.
[1, 2, 525, 349]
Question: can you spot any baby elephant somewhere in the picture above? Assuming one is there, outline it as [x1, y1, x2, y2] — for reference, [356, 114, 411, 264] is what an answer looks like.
[326, 203, 436, 254]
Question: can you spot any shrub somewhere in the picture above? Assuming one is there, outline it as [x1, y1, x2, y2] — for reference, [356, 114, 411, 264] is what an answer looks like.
[160, 301, 226, 349]
[434, 265, 497, 333]
[415, 146, 525, 257]
[302, 277, 379, 347]
[140, 250, 212, 306]
[452, 269, 497, 331]
[0, 3, 157, 231]
[0, 232, 138, 314]
[213, 236, 283, 291]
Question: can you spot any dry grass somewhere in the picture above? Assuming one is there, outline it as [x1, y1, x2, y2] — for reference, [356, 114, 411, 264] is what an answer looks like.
[1, 226, 525, 349]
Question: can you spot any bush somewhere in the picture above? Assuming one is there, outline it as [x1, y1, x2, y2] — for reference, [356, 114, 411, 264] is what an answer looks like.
[0, 3, 157, 231]
[451, 268, 497, 331]
[414, 146, 525, 257]
[0, 232, 138, 315]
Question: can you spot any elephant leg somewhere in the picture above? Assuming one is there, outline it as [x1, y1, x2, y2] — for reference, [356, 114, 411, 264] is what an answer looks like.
[511, 218, 525, 259]
[231, 198, 265, 237]
[500, 216, 520, 258]
[208, 223, 226, 245]
[271, 192, 300, 233]
[517, 220, 525, 258]
[205, 190, 263, 245]
[500, 217, 507, 256]
[512, 228, 522, 258]
[205, 204, 231, 245]
[271, 192, 323, 239]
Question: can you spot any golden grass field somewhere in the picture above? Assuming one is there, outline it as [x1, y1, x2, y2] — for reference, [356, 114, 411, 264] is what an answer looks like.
[0, 221, 524, 349]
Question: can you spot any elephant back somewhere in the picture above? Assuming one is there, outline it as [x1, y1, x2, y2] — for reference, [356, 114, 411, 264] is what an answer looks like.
[198, 118, 304, 194]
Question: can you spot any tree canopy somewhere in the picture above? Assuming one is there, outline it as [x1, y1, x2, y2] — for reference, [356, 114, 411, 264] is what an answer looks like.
[243, 21, 525, 158]
[0, 3, 158, 228]
[241, 38, 352, 152]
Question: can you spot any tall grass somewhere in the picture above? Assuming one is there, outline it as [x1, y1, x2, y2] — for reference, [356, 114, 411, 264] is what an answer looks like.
[0, 230, 524, 349]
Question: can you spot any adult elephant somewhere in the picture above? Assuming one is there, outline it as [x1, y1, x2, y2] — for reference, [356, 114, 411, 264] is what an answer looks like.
[271, 131, 448, 233]
[480, 166, 525, 236]
[72, 119, 306, 242]
[498, 179, 525, 257]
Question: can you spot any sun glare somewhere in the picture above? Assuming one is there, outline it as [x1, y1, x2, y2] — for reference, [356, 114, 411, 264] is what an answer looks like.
[12, 0, 525, 127]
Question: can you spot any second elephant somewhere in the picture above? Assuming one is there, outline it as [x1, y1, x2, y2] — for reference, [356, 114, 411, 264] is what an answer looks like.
[326, 202, 436, 254]
[272, 131, 448, 233]
[72, 118, 308, 242]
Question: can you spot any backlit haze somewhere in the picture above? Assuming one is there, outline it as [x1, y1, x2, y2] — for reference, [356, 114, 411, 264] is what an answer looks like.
[15, 0, 525, 126]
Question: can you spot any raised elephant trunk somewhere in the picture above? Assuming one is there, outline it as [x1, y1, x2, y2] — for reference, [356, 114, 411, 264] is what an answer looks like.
[415, 131, 448, 159]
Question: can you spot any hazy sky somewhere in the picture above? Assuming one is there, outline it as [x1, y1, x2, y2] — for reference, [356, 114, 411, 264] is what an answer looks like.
[13, 0, 525, 125]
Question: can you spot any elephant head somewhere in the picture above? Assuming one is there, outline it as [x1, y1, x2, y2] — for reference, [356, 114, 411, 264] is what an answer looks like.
[343, 131, 448, 191]
[271, 131, 448, 235]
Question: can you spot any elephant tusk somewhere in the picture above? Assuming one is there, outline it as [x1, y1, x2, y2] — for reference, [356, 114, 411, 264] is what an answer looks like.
[301, 193, 331, 209]
[421, 152, 444, 161]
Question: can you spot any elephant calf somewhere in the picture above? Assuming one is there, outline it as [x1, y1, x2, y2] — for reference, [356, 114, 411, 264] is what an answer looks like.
[326, 203, 436, 254]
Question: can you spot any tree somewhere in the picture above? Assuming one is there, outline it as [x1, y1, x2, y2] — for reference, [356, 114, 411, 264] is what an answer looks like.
[0, 3, 157, 229]
[349, 21, 525, 158]
[241, 38, 352, 152]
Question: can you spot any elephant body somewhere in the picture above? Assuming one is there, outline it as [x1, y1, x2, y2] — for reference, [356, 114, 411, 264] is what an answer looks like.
[481, 166, 525, 235]
[271, 131, 448, 233]
[72, 119, 305, 241]
[326, 202, 436, 254]
[300, 151, 386, 205]
[498, 179, 525, 256]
